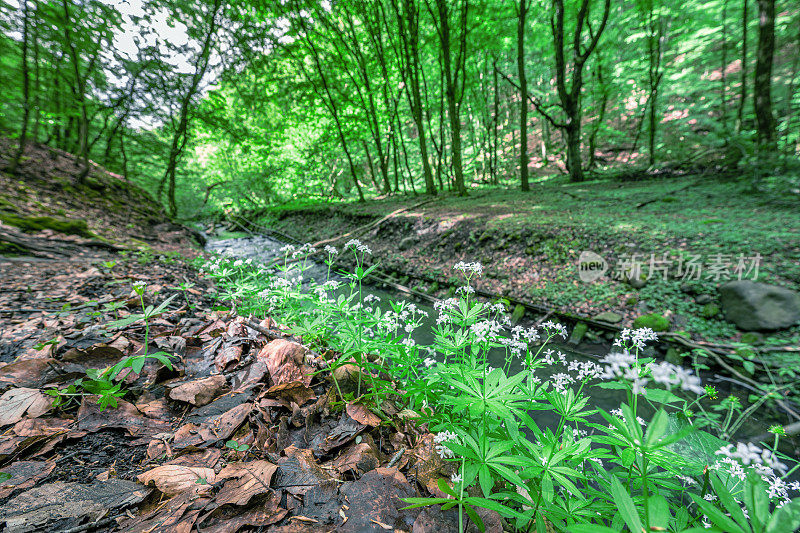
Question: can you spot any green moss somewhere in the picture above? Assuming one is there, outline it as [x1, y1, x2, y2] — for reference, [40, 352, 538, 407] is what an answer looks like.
[0, 240, 30, 256]
[633, 313, 670, 332]
[0, 213, 94, 238]
[510, 304, 526, 324]
[701, 303, 721, 318]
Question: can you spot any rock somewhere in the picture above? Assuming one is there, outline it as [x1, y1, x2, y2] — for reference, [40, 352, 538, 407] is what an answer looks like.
[510, 304, 526, 324]
[695, 294, 713, 305]
[740, 332, 764, 345]
[626, 275, 647, 289]
[398, 237, 415, 251]
[665, 347, 683, 365]
[633, 313, 670, 332]
[718, 281, 800, 331]
[680, 283, 699, 295]
[593, 311, 622, 324]
[568, 322, 588, 345]
[700, 303, 721, 319]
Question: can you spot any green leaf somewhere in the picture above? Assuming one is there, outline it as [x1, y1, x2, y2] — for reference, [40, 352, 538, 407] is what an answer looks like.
[608, 475, 643, 533]
[689, 494, 747, 533]
[766, 499, 800, 533]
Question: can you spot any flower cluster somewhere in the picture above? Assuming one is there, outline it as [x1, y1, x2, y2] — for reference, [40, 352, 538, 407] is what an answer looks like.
[453, 261, 483, 277]
[345, 239, 372, 255]
[433, 430, 459, 459]
[715, 442, 788, 475]
[613, 327, 659, 350]
[470, 319, 502, 344]
[324, 245, 338, 255]
[540, 321, 568, 339]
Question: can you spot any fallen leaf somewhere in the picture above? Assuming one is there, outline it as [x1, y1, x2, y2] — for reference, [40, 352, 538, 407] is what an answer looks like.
[346, 403, 381, 427]
[327, 442, 380, 477]
[169, 375, 227, 406]
[215, 460, 279, 506]
[0, 388, 52, 426]
[137, 465, 216, 497]
[258, 339, 312, 386]
[0, 461, 56, 499]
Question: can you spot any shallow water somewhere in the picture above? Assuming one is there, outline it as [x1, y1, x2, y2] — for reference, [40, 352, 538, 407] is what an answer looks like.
[206, 234, 791, 446]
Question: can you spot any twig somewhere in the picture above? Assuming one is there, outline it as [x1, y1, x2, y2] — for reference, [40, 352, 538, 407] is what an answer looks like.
[387, 447, 406, 467]
[312, 198, 438, 249]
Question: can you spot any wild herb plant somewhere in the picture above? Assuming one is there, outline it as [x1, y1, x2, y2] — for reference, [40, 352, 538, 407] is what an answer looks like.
[199, 245, 800, 532]
[46, 282, 177, 411]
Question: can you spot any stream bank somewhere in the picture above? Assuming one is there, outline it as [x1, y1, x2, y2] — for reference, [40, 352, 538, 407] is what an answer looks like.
[204, 232, 799, 451]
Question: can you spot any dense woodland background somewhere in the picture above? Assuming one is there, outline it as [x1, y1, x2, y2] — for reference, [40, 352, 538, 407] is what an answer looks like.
[0, 0, 798, 217]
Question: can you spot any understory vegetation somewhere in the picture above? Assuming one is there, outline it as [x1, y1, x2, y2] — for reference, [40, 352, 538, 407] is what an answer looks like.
[199, 242, 800, 531]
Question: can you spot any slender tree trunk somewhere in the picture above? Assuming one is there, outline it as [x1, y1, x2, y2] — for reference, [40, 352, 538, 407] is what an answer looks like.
[754, 0, 776, 149]
[550, 0, 611, 182]
[517, 0, 530, 191]
[161, 0, 222, 216]
[61, 0, 90, 183]
[588, 61, 608, 169]
[492, 58, 499, 184]
[434, 0, 468, 195]
[398, 0, 436, 195]
[736, 0, 749, 132]
[8, 0, 31, 175]
[720, 0, 729, 127]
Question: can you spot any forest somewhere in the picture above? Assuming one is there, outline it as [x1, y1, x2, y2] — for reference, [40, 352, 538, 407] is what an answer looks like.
[1, 0, 800, 532]
[0, 0, 798, 211]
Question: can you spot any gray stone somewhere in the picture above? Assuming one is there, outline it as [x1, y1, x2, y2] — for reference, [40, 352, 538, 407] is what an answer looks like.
[695, 294, 713, 305]
[593, 311, 622, 324]
[569, 322, 588, 345]
[398, 237, 415, 251]
[719, 281, 800, 331]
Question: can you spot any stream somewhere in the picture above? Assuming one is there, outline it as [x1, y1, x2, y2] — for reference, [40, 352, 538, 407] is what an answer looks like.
[206, 234, 792, 448]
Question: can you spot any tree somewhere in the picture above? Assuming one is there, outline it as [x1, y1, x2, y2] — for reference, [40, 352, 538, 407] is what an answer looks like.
[7, 0, 31, 175]
[158, 0, 223, 217]
[517, 0, 531, 191]
[754, 0, 775, 150]
[548, 0, 611, 182]
[428, 0, 469, 196]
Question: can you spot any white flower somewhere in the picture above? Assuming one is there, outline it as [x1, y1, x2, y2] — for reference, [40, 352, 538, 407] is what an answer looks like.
[233, 259, 243, 267]
[453, 261, 483, 276]
[324, 245, 339, 255]
[450, 472, 463, 484]
[433, 431, 459, 459]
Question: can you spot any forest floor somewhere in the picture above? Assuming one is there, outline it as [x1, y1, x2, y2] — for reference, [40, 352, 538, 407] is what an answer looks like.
[0, 142, 484, 531]
[253, 173, 800, 347]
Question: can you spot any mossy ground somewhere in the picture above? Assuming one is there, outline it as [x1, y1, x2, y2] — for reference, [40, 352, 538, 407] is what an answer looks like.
[252, 174, 800, 346]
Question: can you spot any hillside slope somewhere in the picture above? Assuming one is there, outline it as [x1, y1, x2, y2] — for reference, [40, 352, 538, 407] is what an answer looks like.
[0, 138, 201, 257]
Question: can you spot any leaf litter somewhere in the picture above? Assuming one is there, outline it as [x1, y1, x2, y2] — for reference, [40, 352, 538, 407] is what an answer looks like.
[0, 243, 488, 532]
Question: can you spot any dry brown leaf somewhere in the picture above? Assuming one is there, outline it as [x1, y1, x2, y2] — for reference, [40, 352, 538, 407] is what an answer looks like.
[257, 339, 311, 386]
[137, 465, 216, 497]
[345, 403, 381, 427]
[168, 375, 227, 406]
[215, 460, 278, 506]
[0, 388, 52, 426]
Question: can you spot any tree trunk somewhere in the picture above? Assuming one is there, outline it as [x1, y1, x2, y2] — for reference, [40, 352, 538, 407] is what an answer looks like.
[754, 0, 776, 149]
[517, 0, 530, 191]
[8, 0, 31, 175]
[61, 0, 90, 183]
[550, 0, 611, 182]
[736, 0, 749, 132]
[434, 0, 468, 196]
[161, 0, 222, 217]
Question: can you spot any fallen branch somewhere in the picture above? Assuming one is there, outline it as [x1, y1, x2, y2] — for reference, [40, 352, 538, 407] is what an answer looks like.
[312, 198, 438, 249]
